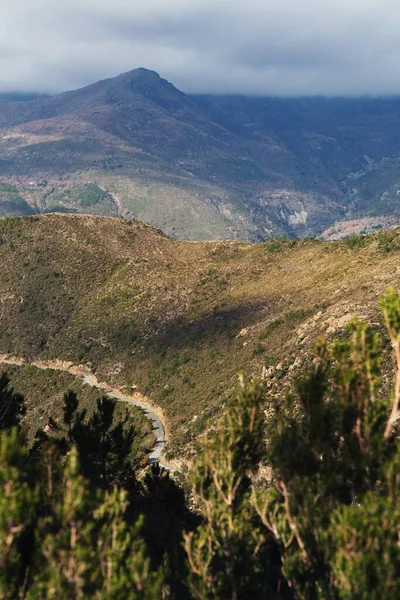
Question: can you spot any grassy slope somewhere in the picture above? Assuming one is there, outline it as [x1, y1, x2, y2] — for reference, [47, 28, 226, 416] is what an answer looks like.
[0, 215, 399, 457]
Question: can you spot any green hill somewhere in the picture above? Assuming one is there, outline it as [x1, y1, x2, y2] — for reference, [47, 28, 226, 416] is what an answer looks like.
[1, 214, 400, 459]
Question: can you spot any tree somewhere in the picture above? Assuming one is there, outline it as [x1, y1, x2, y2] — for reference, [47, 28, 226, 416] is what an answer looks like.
[184, 376, 286, 600]
[85, 397, 138, 488]
[34, 393, 140, 490]
[29, 448, 162, 599]
[0, 396, 162, 598]
[139, 463, 194, 599]
[28, 448, 100, 599]
[0, 373, 25, 432]
[0, 428, 32, 598]
[255, 288, 400, 599]
[94, 489, 163, 600]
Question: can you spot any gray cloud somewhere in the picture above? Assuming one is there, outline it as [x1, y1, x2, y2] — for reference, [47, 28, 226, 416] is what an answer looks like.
[1, 0, 400, 96]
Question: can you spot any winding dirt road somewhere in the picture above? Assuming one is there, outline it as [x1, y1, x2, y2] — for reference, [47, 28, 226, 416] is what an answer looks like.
[0, 355, 172, 470]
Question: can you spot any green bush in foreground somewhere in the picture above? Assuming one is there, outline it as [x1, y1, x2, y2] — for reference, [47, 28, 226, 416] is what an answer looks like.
[184, 377, 284, 599]
[185, 288, 400, 599]
[0, 390, 180, 599]
[253, 288, 400, 599]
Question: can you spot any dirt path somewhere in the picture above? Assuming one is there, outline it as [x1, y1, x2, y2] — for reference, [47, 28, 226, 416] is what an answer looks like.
[0, 354, 175, 471]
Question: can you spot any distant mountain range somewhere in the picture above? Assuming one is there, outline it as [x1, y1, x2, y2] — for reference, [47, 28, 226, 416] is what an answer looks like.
[1, 68, 400, 240]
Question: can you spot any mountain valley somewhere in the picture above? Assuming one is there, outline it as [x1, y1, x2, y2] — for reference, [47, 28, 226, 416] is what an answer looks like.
[1, 213, 400, 461]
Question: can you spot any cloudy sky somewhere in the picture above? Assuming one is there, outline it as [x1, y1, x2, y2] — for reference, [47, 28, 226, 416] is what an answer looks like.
[1, 0, 400, 96]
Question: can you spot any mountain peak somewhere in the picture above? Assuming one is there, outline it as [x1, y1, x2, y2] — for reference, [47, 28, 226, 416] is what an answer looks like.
[126, 67, 160, 77]
[107, 67, 191, 109]
[116, 67, 162, 83]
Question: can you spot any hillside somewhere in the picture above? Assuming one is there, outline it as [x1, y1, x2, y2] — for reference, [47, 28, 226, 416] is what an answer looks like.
[0, 362, 154, 455]
[1, 69, 400, 239]
[0, 214, 400, 460]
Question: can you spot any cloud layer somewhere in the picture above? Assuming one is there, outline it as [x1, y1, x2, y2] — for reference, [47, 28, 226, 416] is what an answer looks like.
[2, 0, 400, 96]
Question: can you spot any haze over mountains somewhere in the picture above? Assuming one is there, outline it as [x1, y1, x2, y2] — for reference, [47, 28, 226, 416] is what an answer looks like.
[1, 67, 400, 240]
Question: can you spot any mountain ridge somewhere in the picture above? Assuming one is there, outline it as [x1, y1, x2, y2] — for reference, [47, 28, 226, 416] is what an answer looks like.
[0, 68, 400, 239]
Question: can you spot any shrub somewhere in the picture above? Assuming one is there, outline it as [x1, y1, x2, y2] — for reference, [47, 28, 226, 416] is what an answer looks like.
[259, 318, 284, 340]
[342, 234, 368, 249]
[70, 184, 107, 208]
[377, 229, 400, 253]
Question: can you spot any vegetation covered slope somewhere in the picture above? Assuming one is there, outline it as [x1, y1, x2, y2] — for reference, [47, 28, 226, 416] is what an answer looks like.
[1, 214, 400, 457]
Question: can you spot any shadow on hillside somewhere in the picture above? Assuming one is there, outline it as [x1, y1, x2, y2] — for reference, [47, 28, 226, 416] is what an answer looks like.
[147, 299, 268, 351]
